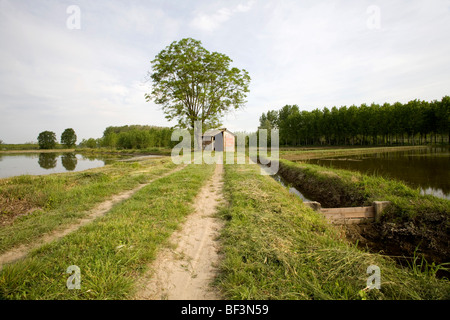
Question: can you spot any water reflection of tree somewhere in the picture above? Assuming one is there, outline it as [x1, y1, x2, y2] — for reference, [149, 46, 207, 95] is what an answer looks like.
[38, 153, 57, 169]
[61, 153, 78, 171]
[81, 154, 102, 161]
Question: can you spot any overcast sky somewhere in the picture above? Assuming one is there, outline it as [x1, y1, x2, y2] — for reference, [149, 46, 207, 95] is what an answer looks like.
[1, 0, 449, 143]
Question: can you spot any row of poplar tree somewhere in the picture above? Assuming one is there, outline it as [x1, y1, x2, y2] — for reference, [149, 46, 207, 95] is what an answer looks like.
[259, 96, 450, 146]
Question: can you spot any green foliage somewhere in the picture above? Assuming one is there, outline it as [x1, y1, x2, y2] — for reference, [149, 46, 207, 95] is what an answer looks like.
[37, 131, 57, 150]
[146, 38, 251, 130]
[101, 125, 175, 150]
[79, 138, 98, 149]
[262, 96, 450, 146]
[61, 128, 77, 148]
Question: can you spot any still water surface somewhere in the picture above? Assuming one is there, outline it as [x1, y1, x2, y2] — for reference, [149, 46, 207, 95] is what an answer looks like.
[0, 153, 122, 179]
[303, 147, 450, 200]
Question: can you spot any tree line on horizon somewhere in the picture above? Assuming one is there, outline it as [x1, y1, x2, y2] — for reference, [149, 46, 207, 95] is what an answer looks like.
[78, 125, 174, 150]
[259, 96, 450, 146]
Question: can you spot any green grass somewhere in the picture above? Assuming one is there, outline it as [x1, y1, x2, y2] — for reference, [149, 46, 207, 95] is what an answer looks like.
[280, 145, 428, 161]
[216, 163, 450, 300]
[277, 159, 450, 265]
[0, 144, 74, 151]
[2, 149, 448, 300]
[0, 144, 40, 151]
[0, 163, 216, 300]
[0, 158, 178, 253]
[278, 158, 450, 220]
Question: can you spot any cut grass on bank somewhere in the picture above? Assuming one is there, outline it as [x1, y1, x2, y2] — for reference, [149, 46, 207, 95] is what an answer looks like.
[0, 158, 178, 253]
[280, 145, 428, 161]
[277, 159, 450, 264]
[0, 163, 215, 299]
[278, 158, 450, 217]
[216, 163, 450, 300]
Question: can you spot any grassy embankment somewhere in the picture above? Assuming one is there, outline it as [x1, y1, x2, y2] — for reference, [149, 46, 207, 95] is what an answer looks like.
[276, 159, 450, 266]
[0, 162, 215, 299]
[0, 158, 178, 253]
[216, 162, 450, 299]
[1, 147, 448, 300]
[0, 144, 41, 151]
[279, 145, 428, 161]
[0, 144, 75, 152]
[76, 147, 173, 156]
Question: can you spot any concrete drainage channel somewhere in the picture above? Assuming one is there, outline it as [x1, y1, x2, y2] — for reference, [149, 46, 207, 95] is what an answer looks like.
[303, 201, 391, 225]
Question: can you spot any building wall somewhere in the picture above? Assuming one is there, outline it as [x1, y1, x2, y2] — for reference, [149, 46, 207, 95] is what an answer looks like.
[203, 130, 235, 152]
[223, 131, 235, 152]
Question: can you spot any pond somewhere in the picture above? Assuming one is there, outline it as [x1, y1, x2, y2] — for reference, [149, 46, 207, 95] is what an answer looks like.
[0, 153, 127, 179]
[303, 147, 450, 200]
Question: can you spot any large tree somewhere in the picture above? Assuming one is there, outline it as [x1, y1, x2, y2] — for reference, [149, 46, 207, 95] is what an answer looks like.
[145, 38, 250, 147]
[37, 131, 57, 150]
[61, 128, 77, 148]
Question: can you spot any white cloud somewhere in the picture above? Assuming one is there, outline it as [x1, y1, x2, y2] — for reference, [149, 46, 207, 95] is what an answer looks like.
[190, 0, 256, 32]
[0, 0, 449, 143]
[235, 0, 257, 13]
[190, 8, 232, 32]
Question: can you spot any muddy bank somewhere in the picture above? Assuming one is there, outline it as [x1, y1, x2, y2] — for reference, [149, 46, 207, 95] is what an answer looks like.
[276, 159, 450, 268]
[348, 209, 450, 271]
[344, 217, 450, 278]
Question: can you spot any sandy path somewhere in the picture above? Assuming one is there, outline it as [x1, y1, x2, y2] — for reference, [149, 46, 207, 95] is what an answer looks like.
[134, 164, 224, 300]
[0, 165, 186, 270]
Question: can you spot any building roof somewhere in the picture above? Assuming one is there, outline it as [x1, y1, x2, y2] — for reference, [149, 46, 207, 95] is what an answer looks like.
[202, 128, 236, 137]
[202, 129, 222, 137]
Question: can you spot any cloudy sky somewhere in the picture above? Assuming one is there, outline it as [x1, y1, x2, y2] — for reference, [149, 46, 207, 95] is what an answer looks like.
[1, 0, 449, 143]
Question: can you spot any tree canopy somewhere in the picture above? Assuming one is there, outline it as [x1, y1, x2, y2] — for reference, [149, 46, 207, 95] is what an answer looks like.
[101, 125, 174, 149]
[61, 128, 77, 148]
[145, 38, 251, 131]
[37, 131, 57, 150]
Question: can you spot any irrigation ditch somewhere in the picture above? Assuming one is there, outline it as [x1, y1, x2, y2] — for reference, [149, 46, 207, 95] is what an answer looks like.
[262, 158, 450, 278]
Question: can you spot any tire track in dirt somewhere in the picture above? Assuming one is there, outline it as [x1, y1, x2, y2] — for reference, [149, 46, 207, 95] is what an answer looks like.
[0, 164, 187, 271]
[134, 163, 225, 300]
